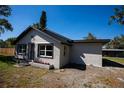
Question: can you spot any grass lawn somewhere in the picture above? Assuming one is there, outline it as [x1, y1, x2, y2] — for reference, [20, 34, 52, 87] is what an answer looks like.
[0, 55, 48, 88]
[103, 57, 124, 64]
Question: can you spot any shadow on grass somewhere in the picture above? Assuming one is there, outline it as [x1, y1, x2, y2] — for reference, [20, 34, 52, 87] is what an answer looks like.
[102, 59, 124, 68]
[0, 55, 15, 65]
[62, 63, 86, 70]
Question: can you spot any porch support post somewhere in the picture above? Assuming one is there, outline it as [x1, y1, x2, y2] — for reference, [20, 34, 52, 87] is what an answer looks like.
[26, 44, 28, 60]
[34, 43, 38, 61]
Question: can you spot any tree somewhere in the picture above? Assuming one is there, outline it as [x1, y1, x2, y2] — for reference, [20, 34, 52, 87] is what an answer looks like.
[5, 37, 16, 47]
[109, 6, 124, 25]
[0, 5, 13, 35]
[85, 33, 96, 40]
[104, 35, 124, 49]
[32, 10, 47, 30]
[0, 37, 16, 48]
[32, 23, 40, 30]
[0, 39, 4, 48]
[40, 11, 47, 30]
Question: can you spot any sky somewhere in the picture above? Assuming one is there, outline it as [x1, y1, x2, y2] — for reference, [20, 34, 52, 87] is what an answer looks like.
[0, 5, 124, 40]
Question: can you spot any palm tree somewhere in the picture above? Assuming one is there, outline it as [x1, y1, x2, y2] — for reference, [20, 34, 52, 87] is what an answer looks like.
[0, 5, 13, 35]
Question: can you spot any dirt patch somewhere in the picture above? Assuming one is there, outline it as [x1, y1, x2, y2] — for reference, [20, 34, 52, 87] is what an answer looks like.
[41, 66, 124, 88]
[0, 63, 124, 88]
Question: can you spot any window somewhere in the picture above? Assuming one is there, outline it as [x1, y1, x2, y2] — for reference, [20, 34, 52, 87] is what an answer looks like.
[17, 44, 27, 55]
[38, 44, 53, 58]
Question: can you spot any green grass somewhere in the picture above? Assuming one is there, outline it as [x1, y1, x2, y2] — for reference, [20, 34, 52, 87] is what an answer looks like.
[103, 57, 124, 64]
[0, 55, 48, 88]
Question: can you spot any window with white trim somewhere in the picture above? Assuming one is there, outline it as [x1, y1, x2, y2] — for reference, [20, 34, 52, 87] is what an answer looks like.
[38, 44, 53, 58]
[17, 44, 27, 55]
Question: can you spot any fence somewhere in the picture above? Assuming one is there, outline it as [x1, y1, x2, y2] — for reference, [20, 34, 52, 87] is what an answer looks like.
[0, 48, 15, 56]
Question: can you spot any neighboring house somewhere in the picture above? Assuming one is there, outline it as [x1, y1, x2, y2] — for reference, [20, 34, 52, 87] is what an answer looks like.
[102, 49, 124, 57]
[14, 26, 109, 69]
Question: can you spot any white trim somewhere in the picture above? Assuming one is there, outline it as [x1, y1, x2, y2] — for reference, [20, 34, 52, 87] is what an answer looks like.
[38, 44, 53, 58]
[39, 55, 53, 58]
[34, 42, 52, 44]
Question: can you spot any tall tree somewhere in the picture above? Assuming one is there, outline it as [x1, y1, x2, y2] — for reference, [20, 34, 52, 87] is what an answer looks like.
[85, 33, 96, 40]
[0, 5, 13, 35]
[32, 10, 47, 30]
[40, 11, 47, 30]
[109, 6, 124, 25]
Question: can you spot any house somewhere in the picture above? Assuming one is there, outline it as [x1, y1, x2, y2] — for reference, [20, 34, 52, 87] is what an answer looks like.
[14, 26, 109, 69]
[102, 49, 124, 57]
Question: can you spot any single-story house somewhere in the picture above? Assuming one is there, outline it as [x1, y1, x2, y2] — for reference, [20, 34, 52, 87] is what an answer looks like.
[14, 26, 109, 69]
[102, 49, 124, 57]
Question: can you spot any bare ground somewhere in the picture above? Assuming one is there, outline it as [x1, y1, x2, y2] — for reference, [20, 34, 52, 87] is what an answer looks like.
[0, 65, 124, 88]
[41, 66, 124, 88]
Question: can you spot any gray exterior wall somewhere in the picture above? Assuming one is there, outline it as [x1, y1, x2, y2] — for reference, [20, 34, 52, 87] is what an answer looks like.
[70, 43, 102, 67]
[60, 44, 70, 68]
[16, 29, 61, 69]
[16, 29, 104, 69]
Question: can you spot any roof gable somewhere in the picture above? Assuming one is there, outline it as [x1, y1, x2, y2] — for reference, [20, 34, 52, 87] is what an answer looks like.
[14, 26, 72, 45]
[14, 27, 32, 44]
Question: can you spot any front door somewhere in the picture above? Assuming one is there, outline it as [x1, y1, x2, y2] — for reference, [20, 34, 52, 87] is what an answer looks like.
[28, 43, 35, 60]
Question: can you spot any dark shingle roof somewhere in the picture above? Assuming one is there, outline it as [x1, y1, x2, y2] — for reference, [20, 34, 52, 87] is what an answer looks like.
[14, 26, 110, 45]
[73, 39, 110, 44]
[14, 26, 72, 45]
[43, 29, 73, 45]
[14, 27, 32, 44]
